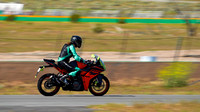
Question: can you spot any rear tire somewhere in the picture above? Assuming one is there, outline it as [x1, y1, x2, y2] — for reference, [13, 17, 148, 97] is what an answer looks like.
[37, 73, 60, 96]
[89, 75, 110, 96]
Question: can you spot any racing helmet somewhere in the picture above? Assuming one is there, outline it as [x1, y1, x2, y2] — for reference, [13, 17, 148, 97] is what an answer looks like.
[71, 35, 82, 48]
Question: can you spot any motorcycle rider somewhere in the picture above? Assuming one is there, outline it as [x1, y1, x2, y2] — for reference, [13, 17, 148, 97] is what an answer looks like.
[58, 35, 86, 85]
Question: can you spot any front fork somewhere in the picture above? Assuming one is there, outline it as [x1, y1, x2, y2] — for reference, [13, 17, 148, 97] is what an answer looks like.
[97, 74, 103, 87]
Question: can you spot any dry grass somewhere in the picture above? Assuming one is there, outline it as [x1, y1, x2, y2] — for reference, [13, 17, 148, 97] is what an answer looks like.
[108, 78, 200, 95]
[0, 78, 200, 95]
[1, 21, 200, 52]
[88, 101, 200, 112]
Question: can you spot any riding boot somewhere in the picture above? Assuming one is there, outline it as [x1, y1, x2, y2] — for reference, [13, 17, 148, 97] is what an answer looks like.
[60, 74, 69, 85]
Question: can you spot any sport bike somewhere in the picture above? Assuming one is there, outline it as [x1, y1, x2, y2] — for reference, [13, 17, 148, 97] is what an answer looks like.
[35, 54, 110, 96]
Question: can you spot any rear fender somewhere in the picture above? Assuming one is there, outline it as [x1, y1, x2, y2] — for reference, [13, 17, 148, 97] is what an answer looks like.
[35, 65, 53, 78]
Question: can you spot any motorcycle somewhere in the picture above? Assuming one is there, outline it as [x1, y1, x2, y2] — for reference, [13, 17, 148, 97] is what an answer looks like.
[35, 54, 110, 96]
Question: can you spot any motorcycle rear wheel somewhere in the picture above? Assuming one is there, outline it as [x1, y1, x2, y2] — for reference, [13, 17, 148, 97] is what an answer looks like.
[89, 75, 110, 96]
[37, 73, 60, 96]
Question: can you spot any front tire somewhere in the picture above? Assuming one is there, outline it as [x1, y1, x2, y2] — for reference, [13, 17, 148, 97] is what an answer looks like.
[37, 73, 60, 96]
[89, 75, 110, 96]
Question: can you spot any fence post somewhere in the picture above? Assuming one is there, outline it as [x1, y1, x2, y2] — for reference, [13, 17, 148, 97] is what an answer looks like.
[120, 31, 128, 55]
[174, 37, 184, 61]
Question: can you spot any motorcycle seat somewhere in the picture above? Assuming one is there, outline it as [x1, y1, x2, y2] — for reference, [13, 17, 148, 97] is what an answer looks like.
[43, 59, 55, 63]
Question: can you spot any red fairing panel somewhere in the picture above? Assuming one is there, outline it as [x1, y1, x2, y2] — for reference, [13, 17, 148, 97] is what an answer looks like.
[82, 69, 102, 91]
[77, 61, 87, 69]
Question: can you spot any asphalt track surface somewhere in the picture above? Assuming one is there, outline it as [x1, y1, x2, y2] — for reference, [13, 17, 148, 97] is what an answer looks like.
[0, 95, 200, 112]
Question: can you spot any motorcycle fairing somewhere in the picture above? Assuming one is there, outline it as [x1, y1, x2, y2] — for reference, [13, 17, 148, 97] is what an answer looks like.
[82, 68, 103, 90]
[77, 61, 87, 69]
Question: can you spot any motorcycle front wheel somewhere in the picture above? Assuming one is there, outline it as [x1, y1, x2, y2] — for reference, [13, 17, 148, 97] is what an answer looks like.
[89, 75, 110, 96]
[37, 73, 60, 96]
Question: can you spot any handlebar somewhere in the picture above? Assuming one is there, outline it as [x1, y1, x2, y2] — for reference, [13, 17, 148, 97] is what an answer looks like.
[85, 60, 94, 66]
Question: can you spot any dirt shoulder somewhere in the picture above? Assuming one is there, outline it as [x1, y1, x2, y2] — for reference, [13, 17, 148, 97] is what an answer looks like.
[1, 61, 200, 95]
[0, 62, 200, 83]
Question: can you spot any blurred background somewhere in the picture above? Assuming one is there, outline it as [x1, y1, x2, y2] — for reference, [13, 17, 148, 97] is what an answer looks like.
[0, 0, 200, 62]
[0, 0, 200, 96]
[0, 0, 200, 17]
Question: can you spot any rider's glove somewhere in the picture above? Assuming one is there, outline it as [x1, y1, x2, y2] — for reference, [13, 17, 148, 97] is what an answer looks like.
[80, 58, 86, 63]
